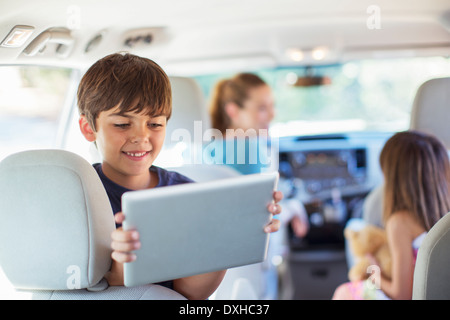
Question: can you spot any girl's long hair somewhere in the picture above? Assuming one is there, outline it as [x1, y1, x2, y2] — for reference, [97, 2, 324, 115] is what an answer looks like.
[380, 130, 450, 230]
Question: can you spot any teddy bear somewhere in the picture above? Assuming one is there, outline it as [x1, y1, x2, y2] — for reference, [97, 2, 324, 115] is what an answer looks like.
[345, 224, 392, 282]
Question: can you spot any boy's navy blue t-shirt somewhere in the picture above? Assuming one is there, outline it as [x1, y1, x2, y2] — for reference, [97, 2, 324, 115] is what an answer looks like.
[93, 163, 194, 221]
[93, 163, 194, 291]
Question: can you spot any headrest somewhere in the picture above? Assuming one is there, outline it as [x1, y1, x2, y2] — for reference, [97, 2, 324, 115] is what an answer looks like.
[410, 77, 450, 149]
[0, 150, 115, 290]
[157, 77, 210, 166]
[413, 212, 450, 299]
[166, 76, 210, 146]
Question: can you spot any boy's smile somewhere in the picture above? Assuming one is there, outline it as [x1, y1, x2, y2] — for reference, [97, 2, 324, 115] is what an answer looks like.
[79, 106, 167, 190]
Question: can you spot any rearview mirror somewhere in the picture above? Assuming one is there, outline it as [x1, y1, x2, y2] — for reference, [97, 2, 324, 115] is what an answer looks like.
[288, 66, 332, 87]
[293, 75, 332, 87]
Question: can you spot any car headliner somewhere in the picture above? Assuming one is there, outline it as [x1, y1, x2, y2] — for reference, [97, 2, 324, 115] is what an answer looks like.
[0, 0, 449, 74]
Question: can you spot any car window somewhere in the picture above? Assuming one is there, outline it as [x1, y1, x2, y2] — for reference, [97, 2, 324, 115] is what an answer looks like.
[193, 56, 450, 136]
[0, 66, 75, 160]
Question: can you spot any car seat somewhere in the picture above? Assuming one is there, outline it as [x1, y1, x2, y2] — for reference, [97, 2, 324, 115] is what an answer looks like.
[410, 77, 450, 149]
[0, 149, 185, 299]
[155, 76, 211, 167]
[410, 78, 450, 300]
[413, 212, 450, 299]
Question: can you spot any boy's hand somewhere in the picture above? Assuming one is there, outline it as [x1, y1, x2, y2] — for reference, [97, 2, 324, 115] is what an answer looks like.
[110, 212, 141, 263]
[264, 190, 283, 233]
[106, 212, 140, 286]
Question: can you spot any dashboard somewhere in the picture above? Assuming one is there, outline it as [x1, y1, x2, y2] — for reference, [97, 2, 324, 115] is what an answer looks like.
[277, 132, 392, 249]
[282, 147, 367, 194]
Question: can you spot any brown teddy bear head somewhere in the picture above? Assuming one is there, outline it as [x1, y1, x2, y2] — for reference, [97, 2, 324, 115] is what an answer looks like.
[345, 224, 387, 257]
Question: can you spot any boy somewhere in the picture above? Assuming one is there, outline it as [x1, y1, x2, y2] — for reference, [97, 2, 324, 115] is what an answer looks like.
[77, 53, 282, 299]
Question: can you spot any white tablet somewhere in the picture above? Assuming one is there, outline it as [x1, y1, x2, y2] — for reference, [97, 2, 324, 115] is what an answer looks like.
[121, 172, 278, 287]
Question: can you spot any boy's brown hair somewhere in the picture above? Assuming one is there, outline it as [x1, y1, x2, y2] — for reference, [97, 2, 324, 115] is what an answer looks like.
[77, 52, 172, 130]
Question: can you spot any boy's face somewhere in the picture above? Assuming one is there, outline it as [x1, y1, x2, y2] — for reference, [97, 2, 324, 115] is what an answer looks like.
[80, 105, 167, 187]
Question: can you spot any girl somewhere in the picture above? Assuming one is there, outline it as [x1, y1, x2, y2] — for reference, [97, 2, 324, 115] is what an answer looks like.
[333, 130, 450, 300]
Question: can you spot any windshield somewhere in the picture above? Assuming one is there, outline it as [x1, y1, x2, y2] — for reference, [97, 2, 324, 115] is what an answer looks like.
[193, 56, 450, 137]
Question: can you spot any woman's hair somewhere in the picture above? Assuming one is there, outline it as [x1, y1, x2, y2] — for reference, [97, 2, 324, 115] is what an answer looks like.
[380, 130, 450, 230]
[209, 73, 267, 134]
[77, 52, 172, 131]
